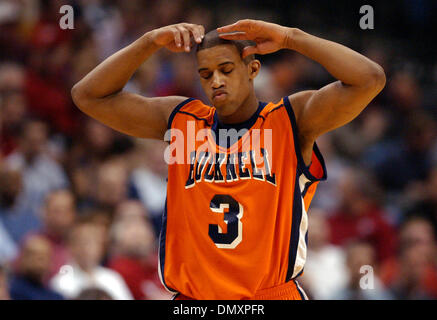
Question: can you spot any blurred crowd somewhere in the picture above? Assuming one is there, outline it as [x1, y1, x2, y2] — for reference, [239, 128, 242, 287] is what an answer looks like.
[0, 0, 436, 300]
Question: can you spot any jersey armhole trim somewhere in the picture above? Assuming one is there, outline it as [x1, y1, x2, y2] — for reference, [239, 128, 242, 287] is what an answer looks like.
[167, 98, 196, 131]
[283, 96, 327, 182]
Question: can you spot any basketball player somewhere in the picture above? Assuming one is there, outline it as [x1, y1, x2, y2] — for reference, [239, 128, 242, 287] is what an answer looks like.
[72, 20, 385, 300]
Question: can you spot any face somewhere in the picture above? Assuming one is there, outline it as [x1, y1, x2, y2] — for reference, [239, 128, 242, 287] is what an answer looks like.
[400, 219, 436, 261]
[3, 93, 26, 125]
[115, 220, 156, 257]
[0, 167, 22, 207]
[69, 224, 105, 271]
[44, 190, 76, 236]
[346, 243, 375, 282]
[115, 201, 146, 222]
[85, 119, 114, 152]
[196, 44, 259, 117]
[97, 162, 128, 207]
[20, 121, 48, 160]
[19, 236, 53, 282]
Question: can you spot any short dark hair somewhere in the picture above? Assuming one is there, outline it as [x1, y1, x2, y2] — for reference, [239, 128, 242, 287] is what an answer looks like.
[196, 30, 255, 64]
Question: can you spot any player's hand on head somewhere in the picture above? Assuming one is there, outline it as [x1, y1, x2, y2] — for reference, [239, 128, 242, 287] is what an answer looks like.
[217, 19, 288, 58]
[150, 23, 205, 53]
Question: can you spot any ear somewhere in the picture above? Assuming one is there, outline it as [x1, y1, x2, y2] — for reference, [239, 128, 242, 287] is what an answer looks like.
[247, 59, 261, 80]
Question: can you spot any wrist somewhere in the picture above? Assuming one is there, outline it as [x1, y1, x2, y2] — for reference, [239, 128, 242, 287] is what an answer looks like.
[142, 30, 161, 50]
[282, 27, 300, 50]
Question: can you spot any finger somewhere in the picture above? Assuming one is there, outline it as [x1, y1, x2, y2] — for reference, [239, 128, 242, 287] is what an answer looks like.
[172, 28, 182, 48]
[185, 24, 203, 43]
[199, 25, 205, 39]
[216, 20, 243, 33]
[177, 26, 191, 52]
[242, 45, 259, 59]
[218, 31, 249, 40]
[217, 19, 251, 33]
[191, 28, 202, 43]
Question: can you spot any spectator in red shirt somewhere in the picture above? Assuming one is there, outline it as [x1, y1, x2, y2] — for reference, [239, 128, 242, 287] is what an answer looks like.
[328, 167, 397, 263]
[107, 200, 171, 300]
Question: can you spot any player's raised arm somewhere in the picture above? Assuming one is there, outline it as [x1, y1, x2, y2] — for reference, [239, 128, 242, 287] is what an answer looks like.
[71, 23, 205, 139]
[218, 20, 385, 163]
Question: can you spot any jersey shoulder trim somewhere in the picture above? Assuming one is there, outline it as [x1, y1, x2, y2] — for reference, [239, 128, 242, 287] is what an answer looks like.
[167, 98, 214, 130]
[282, 96, 327, 182]
[259, 99, 285, 118]
[167, 98, 195, 130]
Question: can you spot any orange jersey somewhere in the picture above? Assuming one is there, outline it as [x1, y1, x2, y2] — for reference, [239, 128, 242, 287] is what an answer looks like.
[158, 96, 327, 300]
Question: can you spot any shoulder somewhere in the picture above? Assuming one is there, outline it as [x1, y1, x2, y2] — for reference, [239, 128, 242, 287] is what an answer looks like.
[287, 90, 317, 123]
[150, 95, 188, 123]
[262, 94, 313, 129]
[167, 98, 214, 129]
[172, 97, 211, 114]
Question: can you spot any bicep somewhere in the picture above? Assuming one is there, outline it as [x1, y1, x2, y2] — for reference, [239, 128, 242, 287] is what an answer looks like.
[291, 80, 383, 139]
[74, 92, 187, 140]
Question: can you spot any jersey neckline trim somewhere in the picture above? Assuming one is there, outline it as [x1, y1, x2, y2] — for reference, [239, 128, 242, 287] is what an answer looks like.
[213, 101, 268, 131]
[211, 101, 268, 149]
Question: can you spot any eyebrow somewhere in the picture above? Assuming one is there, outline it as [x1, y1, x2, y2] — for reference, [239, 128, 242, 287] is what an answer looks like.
[198, 61, 235, 73]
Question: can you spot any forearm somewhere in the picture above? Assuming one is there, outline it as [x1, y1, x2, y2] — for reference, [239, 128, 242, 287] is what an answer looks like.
[283, 28, 385, 87]
[72, 32, 159, 99]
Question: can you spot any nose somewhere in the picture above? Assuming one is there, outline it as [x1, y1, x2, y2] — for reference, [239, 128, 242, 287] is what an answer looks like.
[211, 70, 225, 89]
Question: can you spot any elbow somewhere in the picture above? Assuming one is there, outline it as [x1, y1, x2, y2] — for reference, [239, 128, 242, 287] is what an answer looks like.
[71, 82, 89, 112]
[367, 63, 386, 93]
[71, 82, 82, 107]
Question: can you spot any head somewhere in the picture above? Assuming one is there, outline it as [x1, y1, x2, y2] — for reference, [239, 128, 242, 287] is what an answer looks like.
[110, 215, 156, 258]
[337, 167, 381, 214]
[17, 235, 53, 283]
[114, 200, 148, 223]
[42, 189, 76, 239]
[1, 92, 27, 128]
[75, 287, 113, 300]
[396, 221, 434, 293]
[196, 30, 260, 116]
[96, 160, 128, 210]
[404, 111, 436, 152]
[345, 241, 376, 286]
[398, 217, 436, 264]
[18, 119, 48, 162]
[84, 118, 115, 156]
[0, 163, 22, 208]
[111, 201, 155, 257]
[68, 221, 106, 272]
[0, 62, 24, 92]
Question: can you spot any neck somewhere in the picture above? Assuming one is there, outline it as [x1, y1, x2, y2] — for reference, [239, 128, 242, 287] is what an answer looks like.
[76, 261, 94, 274]
[218, 90, 259, 124]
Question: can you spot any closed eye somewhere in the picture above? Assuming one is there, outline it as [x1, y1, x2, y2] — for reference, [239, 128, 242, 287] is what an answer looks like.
[198, 68, 233, 79]
[200, 72, 212, 79]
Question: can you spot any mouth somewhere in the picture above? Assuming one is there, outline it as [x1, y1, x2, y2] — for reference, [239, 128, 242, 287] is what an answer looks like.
[212, 90, 227, 101]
